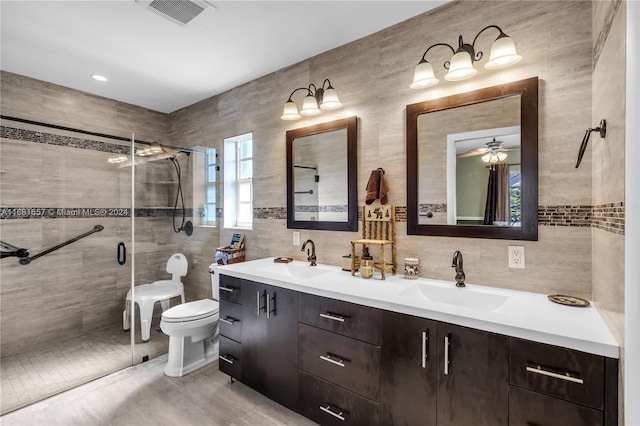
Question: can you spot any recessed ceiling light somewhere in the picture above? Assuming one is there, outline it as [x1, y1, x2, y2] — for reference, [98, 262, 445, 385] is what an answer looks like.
[91, 74, 108, 82]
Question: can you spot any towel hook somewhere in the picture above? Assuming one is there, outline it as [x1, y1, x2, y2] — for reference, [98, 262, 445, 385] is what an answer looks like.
[575, 119, 606, 168]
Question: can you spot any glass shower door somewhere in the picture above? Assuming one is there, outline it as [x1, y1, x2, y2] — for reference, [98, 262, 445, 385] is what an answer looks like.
[0, 115, 135, 414]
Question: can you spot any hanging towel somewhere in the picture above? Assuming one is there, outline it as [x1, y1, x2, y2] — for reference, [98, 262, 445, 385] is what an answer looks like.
[365, 168, 390, 205]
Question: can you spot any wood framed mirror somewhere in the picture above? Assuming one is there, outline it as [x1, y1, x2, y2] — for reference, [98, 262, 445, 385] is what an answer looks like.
[406, 77, 538, 240]
[286, 116, 357, 231]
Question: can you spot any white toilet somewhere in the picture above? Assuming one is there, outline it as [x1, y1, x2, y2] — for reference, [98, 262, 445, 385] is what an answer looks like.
[159, 263, 220, 377]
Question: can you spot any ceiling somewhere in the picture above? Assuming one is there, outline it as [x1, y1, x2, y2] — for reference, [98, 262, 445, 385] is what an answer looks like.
[0, 1, 448, 114]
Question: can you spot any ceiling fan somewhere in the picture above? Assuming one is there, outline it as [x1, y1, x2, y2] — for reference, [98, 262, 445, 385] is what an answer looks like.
[457, 138, 510, 163]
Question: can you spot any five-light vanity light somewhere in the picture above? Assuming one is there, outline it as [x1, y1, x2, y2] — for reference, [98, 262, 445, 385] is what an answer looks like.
[281, 78, 343, 120]
[410, 25, 522, 89]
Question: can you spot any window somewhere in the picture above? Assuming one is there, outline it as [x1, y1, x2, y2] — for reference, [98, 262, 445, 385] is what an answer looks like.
[193, 146, 217, 226]
[205, 148, 217, 224]
[224, 132, 253, 229]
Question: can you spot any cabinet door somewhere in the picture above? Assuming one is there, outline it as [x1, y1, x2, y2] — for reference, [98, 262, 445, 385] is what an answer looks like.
[241, 279, 268, 395]
[381, 311, 436, 425]
[436, 322, 509, 425]
[264, 284, 298, 411]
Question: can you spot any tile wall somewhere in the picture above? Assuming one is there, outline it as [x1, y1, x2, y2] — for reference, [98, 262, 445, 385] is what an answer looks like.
[169, 1, 616, 300]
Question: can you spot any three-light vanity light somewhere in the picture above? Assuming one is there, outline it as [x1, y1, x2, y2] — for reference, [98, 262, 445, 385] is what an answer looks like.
[410, 25, 522, 89]
[281, 78, 343, 121]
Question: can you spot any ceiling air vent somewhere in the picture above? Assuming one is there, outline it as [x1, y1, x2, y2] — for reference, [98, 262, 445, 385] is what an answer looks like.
[136, 0, 215, 26]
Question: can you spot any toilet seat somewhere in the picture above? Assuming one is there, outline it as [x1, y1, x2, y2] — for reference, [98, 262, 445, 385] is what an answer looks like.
[161, 299, 219, 323]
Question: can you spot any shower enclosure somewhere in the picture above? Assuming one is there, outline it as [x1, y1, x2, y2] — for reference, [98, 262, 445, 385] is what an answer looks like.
[0, 114, 197, 414]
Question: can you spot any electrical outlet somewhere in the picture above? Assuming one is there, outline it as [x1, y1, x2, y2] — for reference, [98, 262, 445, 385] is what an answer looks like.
[293, 231, 300, 246]
[508, 246, 525, 269]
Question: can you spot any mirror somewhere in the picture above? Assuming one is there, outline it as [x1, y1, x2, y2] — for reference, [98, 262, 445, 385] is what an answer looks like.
[287, 116, 357, 231]
[406, 78, 538, 240]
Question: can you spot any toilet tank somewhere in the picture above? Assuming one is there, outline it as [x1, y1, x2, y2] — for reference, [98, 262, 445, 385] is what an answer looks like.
[209, 263, 220, 300]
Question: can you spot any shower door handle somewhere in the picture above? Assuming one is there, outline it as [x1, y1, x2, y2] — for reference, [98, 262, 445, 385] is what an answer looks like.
[117, 242, 126, 265]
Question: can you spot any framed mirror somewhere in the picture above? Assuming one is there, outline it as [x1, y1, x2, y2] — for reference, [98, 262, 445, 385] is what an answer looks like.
[287, 116, 357, 231]
[406, 77, 538, 240]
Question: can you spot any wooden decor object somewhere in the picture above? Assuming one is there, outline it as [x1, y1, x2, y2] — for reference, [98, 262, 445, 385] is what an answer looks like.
[350, 204, 397, 279]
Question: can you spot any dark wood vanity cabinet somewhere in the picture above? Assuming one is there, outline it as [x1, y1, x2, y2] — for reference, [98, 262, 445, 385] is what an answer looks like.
[240, 279, 298, 411]
[298, 293, 382, 425]
[218, 275, 242, 381]
[381, 313, 509, 426]
[381, 311, 437, 425]
[508, 337, 618, 426]
[218, 274, 618, 426]
[436, 322, 509, 425]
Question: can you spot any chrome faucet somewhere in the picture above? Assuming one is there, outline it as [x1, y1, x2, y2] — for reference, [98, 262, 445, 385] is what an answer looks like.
[301, 239, 317, 266]
[452, 250, 465, 287]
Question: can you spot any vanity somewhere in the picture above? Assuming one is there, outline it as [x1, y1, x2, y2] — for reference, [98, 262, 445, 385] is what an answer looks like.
[218, 258, 618, 426]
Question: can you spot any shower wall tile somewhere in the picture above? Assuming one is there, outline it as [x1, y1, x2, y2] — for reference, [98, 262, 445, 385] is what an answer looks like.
[0, 72, 199, 354]
[591, 0, 625, 392]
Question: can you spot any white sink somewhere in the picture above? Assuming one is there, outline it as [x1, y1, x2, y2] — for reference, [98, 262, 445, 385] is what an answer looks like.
[259, 263, 332, 279]
[397, 283, 508, 312]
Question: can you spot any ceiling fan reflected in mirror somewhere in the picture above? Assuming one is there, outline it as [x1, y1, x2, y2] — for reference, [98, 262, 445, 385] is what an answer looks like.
[457, 137, 510, 163]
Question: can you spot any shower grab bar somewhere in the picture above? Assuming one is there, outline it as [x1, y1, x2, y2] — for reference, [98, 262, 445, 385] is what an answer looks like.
[19, 225, 104, 265]
[0, 240, 30, 259]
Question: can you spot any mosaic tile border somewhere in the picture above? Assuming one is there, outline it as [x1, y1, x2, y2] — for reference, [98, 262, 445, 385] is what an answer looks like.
[254, 207, 287, 220]
[0, 126, 129, 155]
[538, 202, 625, 235]
[419, 203, 447, 214]
[2, 203, 625, 235]
[294, 205, 348, 214]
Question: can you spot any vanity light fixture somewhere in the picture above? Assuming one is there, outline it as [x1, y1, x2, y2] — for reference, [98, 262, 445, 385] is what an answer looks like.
[410, 25, 522, 89]
[281, 79, 342, 121]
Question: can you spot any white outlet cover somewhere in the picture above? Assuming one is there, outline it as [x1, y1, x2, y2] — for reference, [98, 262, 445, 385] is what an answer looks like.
[293, 231, 300, 246]
[508, 246, 525, 269]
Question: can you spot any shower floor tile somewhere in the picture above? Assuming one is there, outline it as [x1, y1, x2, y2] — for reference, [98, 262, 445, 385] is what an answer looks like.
[1, 321, 169, 415]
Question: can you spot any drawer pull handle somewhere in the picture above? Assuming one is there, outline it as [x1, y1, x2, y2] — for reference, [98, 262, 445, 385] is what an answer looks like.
[256, 291, 261, 316]
[320, 354, 346, 367]
[526, 365, 584, 384]
[267, 292, 272, 320]
[320, 404, 346, 421]
[320, 312, 345, 322]
[219, 286, 235, 293]
[219, 355, 235, 365]
[444, 333, 451, 375]
[220, 317, 237, 325]
[422, 330, 429, 368]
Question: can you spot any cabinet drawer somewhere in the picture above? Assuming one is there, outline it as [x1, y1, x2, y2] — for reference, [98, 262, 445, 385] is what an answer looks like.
[299, 323, 380, 401]
[298, 293, 381, 344]
[219, 335, 241, 380]
[510, 337, 604, 409]
[299, 370, 380, 426]
[219, 275, 242, 303]
[219, 299, 242, 342]
[509, 386, 603, 426]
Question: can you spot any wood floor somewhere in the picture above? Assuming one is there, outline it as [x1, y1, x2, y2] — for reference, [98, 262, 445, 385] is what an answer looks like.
[0, 355, 317, 426]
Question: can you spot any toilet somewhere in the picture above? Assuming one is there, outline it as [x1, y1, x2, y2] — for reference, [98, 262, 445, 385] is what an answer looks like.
[159, 263, 220, 377]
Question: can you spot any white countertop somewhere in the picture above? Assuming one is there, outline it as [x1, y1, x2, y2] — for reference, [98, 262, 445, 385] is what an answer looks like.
[217, 257, 619, 358]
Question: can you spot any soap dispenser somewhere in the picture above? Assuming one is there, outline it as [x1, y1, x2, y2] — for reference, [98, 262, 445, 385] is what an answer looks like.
[360, 247, 374, 279]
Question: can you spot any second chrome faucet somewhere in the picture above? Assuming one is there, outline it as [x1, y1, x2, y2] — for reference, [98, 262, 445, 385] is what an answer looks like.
[452, 250, 465, 287]
[301, 239, 316, 266]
